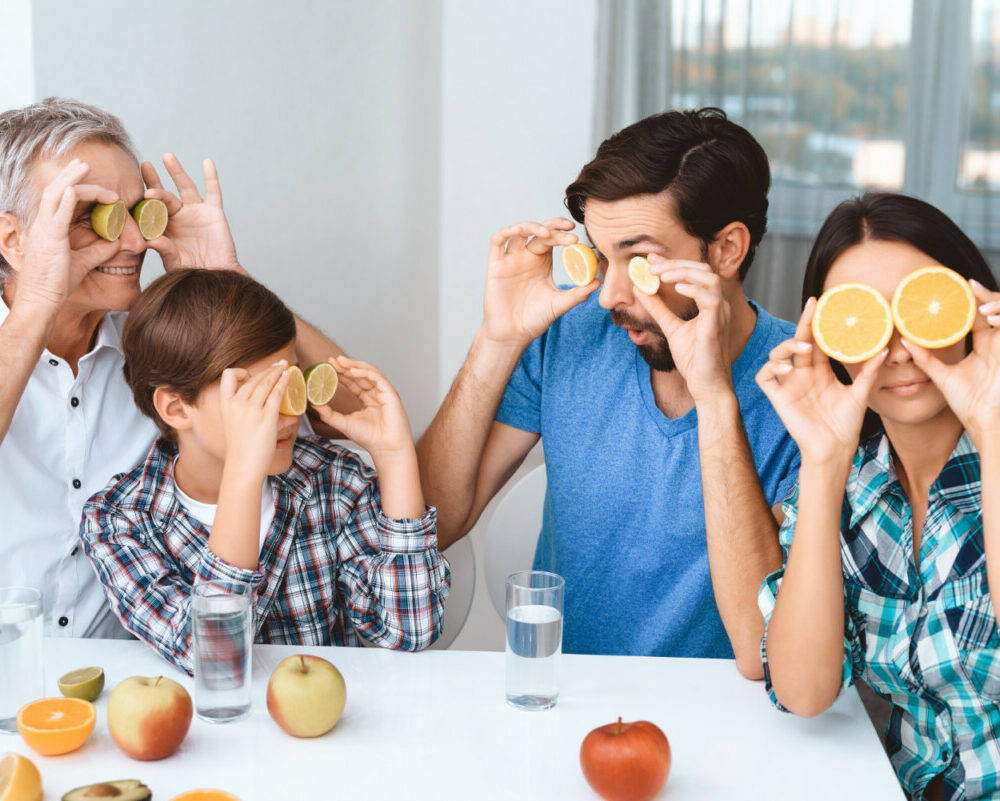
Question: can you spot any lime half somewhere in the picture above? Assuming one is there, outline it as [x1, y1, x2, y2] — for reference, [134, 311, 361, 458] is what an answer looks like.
[132, 198, 168, 240]
[91, 201, 127, 242]
[57, 666, 105, 701]
[303, 363, 338, 406]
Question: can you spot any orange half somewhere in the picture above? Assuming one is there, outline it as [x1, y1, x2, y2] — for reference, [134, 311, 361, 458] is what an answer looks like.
[169, 791, 242, 801]
[891, 265, 976, 349]
[812, 283, 893, 363]
[16, 697, 95, 756]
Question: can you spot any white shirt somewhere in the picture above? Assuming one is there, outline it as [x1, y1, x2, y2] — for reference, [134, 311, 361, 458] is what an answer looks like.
[0, 301, 157, 638]
[174, 475, 277, 552]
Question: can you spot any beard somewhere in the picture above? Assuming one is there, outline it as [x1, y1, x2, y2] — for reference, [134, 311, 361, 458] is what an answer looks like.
[610, 306, 697, 373]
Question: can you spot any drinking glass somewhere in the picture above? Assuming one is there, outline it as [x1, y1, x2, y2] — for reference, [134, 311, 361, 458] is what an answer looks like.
[192, 583, 252, 723]
[505, 570, 564, 710]
[0, 587, 43, 733]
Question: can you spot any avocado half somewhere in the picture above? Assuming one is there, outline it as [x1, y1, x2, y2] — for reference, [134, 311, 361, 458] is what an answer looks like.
[62, 780, 152, 800]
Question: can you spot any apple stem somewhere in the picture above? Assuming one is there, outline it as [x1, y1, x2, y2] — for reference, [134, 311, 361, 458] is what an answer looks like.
[299, 654, 307, 673]
[154, 676, 162, 688]
[617, 716, 623, 734]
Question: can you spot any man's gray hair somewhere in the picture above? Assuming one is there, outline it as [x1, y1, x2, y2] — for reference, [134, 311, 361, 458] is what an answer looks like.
[0, 97, 138, 277]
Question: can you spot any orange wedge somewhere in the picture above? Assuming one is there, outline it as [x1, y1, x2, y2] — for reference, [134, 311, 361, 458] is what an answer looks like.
[0, 752, 42, 801]
[16, 697, 95, 756]
[891, 265, 976, 349]
[169, 791, 242, 801]
[561, 244, 598, 286]
[628, 256, 660, 295]
[812, 283, 893, 363]
[279, 365, 307, 416]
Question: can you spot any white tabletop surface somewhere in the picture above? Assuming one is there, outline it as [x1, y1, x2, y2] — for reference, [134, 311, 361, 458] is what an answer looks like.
[3, 638, 903, 800]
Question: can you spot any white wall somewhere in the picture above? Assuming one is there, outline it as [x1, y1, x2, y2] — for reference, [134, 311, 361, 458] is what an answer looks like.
[23, 0, 600, 652]
[0, 0, 34, 111]
[31, 0, 443, 431]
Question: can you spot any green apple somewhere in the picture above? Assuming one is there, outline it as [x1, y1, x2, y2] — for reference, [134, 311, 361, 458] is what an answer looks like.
[107, 676, 192, 760]
[266, 654, 346, 737]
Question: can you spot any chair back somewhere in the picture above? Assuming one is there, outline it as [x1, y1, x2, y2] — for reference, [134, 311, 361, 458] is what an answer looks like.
[427, 536, 475, 650]
[484, 464, 547, 620]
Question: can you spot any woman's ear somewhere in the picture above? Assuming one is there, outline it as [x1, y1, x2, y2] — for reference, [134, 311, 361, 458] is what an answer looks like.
[153, 387, 194, 434]
[709, 222, 751, 281]
[0, 213, 26, 271]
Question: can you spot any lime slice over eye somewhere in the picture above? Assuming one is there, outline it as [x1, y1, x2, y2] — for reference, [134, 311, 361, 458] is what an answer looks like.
[91, 200, 127, 241]
[628, 256, 660, 295]
[279, 365, 307, 416]
[57, 666, 105, 701]
[303, 362, 338, 406]
[132, 198, 168, 240]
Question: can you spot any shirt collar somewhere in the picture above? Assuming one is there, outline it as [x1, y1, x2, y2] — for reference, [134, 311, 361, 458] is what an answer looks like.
[847, 430, 981, 527]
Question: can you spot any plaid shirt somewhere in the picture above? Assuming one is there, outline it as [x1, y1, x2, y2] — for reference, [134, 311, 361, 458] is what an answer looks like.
[759, 432, 1000, 801]
[80, 436, 450, 675]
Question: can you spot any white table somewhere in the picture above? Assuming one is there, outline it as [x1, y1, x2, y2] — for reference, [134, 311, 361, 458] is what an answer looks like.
[6, 638, 902, 800]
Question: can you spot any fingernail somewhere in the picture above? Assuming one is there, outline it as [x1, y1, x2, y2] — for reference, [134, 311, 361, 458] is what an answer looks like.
[776, 363, 793, 373]
[989, 314, 1000, 325]
[970, 278, 984, 289]
[980, 302, 998, 313]
[795, 341, 812, 351]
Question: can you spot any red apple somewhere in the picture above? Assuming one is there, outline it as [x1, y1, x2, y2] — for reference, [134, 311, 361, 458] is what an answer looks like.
[266, 654, 347, 737]
[106, 676, 193, 760]
[580, 717, 671, 801]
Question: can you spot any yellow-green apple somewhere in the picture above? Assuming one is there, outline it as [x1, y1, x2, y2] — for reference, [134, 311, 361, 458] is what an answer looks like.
[107, 676, 193, 760]
[266, 654, 346, 737]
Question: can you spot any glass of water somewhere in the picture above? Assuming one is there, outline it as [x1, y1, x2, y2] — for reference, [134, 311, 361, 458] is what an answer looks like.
[505, 570, 564, 711]
[191, 582, 252, 724]
[0, 587, 43, 733]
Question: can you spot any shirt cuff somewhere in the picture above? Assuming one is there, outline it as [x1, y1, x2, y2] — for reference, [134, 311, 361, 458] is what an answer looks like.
[196, 546, 263, 590]
[377, 505, 439, 553]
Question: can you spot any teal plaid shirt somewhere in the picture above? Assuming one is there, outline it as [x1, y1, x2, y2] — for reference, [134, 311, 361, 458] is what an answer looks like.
[760, 432, 1000, 801]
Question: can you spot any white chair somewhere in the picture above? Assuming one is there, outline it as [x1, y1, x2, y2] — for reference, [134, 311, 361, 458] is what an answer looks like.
[428, 536, 475, 650]
[484, 464, 547, 620]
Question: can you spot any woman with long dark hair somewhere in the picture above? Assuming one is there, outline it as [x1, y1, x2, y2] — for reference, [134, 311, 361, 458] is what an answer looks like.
[756, 192, 1000, 801]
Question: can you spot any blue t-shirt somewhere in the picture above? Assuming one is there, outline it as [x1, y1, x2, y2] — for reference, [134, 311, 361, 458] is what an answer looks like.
[496, 292, 800, 657]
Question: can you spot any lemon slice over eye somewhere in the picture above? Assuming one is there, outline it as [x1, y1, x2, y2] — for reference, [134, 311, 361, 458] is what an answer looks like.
[279, 366, 307, 416]
[303, 362, 338, 405]
[132, 198, 168, 240]
[91, 200, 127, 241]
[628, 256, 660, 295]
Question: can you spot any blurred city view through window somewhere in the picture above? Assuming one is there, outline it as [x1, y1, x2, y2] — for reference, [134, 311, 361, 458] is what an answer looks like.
[961, 0, 1000, 192]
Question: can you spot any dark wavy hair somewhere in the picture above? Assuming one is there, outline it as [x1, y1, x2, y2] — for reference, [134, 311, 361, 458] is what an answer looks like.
[565, 107, 770, 281]
[802, 192, 999, 439]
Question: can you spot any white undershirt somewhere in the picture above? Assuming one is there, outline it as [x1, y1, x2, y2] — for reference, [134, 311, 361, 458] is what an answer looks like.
[174, 476, 277, 553]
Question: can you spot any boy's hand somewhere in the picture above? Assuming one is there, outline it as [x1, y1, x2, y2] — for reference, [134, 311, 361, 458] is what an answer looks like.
[219, 362, 291, 479]
[312, 356, 413, 459]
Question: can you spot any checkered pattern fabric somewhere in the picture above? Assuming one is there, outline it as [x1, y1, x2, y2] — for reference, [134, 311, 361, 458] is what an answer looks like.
[80, 437, 450, 675]
[760, 432, 1000, 801]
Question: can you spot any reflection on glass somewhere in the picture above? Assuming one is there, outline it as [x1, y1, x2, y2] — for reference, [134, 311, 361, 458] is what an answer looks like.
[669, 0, 911, 189]
[960, 1, 1000, 192]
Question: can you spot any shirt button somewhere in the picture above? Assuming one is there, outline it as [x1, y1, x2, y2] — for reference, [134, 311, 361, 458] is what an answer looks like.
[70, 397, 80, 407]
[48, 358, 58, 367]
[72, 479, 82, 489]
[71, 546, 80, 556]
[58, 616, 69, 627]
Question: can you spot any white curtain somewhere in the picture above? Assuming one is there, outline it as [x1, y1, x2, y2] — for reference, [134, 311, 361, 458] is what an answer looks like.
[594, 0, 1000, 321]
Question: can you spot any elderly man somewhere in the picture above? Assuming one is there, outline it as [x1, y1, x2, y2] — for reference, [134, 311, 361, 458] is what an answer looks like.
[417, 108, 800, 677]
[0, 97, 348, 638]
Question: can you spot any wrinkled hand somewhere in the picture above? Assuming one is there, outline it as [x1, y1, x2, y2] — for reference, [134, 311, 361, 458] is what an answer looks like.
[220, 362, 290, 478]
[755, 298, 886, 464]
[482, 219, 599, 346]
[634, 256, 733, 399]
[312, 356, 414, 458]
[15, 158, 121, 311]
[901, 279, 1000, 449]
[141, 154, 242, 273]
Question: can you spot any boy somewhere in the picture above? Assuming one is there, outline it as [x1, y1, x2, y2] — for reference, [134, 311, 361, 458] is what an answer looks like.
[80, 269, 449, 674]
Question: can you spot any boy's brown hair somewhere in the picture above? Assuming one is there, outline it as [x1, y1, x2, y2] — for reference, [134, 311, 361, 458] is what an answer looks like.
[122, 269, 296, 440]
